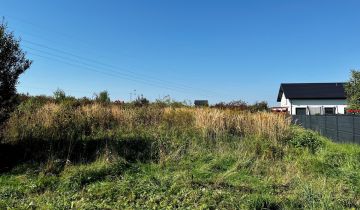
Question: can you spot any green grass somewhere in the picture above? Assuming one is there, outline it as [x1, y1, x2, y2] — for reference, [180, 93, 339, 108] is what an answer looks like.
[0, 104, 359, 209]
[1, 127, 359, 209]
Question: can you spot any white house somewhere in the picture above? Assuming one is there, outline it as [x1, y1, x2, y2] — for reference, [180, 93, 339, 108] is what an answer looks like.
[277, 83, 348, 115]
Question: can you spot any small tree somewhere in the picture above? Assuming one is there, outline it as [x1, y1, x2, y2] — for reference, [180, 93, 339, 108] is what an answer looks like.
[0, 21, 32, 124]
[133, 95, 149, 107]
[53, 88, 66, 102]
[345, 70, 360, 110]
[95, 91, 110, 104]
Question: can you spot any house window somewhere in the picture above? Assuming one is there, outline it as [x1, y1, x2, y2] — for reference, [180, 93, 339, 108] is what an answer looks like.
[296, 108, 306, 115]
[324, 107, 335, 115]
[308, 106, 321, 115]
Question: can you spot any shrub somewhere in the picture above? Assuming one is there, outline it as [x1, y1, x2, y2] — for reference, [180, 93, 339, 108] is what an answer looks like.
[133, 95, 149, 107]
[249, 101, 269, 112]
[154, 95, 187, 108]
[289, 128, 324, 153]
[213, 100, 248, 110]
[53, 89, 66, 102]
[95, 91, 110, 104]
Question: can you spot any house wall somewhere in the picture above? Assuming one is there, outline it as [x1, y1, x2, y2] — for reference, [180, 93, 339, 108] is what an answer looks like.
[279, 93, 347, 115]
[290, 99, 347, 115]
[280, 93, 292, 113]
[280, 93, 290, 107]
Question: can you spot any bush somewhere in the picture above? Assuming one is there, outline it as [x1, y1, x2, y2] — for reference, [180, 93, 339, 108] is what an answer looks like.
[213, 100, 248, 110]
[289, 128, 324, 153]
[53, 89, 66, 103]
[95, 91, 110, 104]
[249, 101, 269, 112]
[153, 95, 187, 108]
[212, 100, 269, 112]
[133, 95, 149, 107]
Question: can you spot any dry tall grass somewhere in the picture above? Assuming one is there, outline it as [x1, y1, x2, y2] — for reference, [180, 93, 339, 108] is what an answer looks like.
[168, 108, 291, 141]
[3, 103, 291, 143]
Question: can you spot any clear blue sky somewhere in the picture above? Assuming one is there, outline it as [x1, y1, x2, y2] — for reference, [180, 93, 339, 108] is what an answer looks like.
[1, 0, 358, 105]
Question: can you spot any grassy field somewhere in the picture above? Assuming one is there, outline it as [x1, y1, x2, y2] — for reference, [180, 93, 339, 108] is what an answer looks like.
[0, 101, 359, 209]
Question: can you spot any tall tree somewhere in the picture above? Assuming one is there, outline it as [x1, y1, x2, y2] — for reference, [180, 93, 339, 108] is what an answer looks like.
[0, 21, 32, 124]
[345, 70, 360, 109]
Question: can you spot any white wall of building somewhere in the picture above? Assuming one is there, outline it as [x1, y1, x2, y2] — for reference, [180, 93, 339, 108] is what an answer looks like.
[280, 93, 347, 115]
[280, 93, 290, 107]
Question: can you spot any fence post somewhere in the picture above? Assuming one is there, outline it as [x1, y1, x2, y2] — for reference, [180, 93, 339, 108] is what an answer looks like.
[324, 115, 327, 136]
[302, 115, 305, 128]
[336, 115, 339, 142]
[353, 115, 355, 143]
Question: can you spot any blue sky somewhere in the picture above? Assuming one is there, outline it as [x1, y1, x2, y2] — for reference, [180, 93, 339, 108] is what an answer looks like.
[1, 0, 358, 105]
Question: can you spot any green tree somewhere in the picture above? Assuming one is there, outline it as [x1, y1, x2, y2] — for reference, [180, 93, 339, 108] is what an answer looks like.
[345, 70, 360, 109]
[53, 88, 66, 102]
[0, 21, 32, 124]
[95, 91, 111, 104]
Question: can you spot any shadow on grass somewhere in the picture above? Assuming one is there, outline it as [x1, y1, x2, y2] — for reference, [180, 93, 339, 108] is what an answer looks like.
[0, 136, 158, 173]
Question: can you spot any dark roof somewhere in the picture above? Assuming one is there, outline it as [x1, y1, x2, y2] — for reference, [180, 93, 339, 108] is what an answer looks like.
[277, 83, 346, 102]
[194, 100, 209, 106]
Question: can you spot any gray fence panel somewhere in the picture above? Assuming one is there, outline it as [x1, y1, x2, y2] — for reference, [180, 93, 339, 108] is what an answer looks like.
[354, 117, 360, 134]
[325, 129, 338, 142]
[310, 116, 323, 133]
[291, 115, 360, 144]
[338, 116, 353, 133]
[292, 116, 303, 126]
[354, 134, 360, 144]
[338, 131, 352, 143]
[325, 116, 337, 129]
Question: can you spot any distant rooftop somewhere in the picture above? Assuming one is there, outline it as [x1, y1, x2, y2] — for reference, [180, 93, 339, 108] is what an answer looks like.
[194, 100, 209, 106]
[277, 83, 346, 102]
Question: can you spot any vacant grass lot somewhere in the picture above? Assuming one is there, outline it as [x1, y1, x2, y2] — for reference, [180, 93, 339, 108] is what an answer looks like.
[0, 101, 359, 209]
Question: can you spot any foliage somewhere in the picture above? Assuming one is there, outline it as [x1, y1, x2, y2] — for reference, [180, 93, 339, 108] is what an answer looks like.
[345, 70, 360, 109]
[154, 95, 186, 108]
[53, 88, 66, 102]
[0, 104, 359, 209]
[0, 21, 32, 124]
[288, 127, 325, 153]
[95, 91, 111, 104]
[213, 100, 269, 112]
[133, 95, 149, 107]
[249, 101, 269, 112]
[17, 94, 53, 106]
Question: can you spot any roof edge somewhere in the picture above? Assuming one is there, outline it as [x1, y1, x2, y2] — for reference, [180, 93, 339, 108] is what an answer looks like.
[276, 85, 284, 102]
